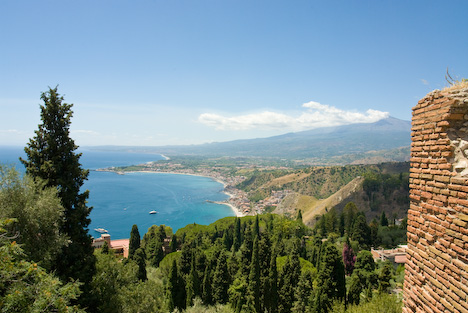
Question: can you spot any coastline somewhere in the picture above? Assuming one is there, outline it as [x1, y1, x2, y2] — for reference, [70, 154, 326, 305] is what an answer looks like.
[100, 169, 245, 217]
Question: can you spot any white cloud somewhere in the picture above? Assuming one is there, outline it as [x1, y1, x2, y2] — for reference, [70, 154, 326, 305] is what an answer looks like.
[198, 111, 295, 131]
[71, 129, 100, 136]
[421, 79, 429, 85]
[198, 102, 389, 131]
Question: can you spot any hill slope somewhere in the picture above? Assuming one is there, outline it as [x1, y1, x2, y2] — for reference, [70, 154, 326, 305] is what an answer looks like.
[237, 162, 410, 225]
[88, 117, 411, 163]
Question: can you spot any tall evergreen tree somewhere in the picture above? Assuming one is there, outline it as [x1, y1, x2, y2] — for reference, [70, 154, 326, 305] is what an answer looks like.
[202, 264, 213, 305]
[253, 215, 260, 238]
[266, 253, 278, 313]
[292, 271, 313, 313]
[212, 251, 230, 304]
[134, 247, 147, 281]
[167, 259, 186, 311]
[129, 224, 141, 259]
[101, 241, 110, 254]
[378, 262, 393, 293]
[348, 250, 378, 305]
[20, 87, 95, 305]
[343, 202, 358, 235]
[351, 213, 371, 249]
[380, 211, 389, 227]
[296, 209, 303, 222]
[247, 237, 261, 312]
[278, 253, 301, 313]
[312, 242, 346, 313]
[233, 217, 241, 251]
[170, 233, 178, 252]
[186, 255, 200, 307]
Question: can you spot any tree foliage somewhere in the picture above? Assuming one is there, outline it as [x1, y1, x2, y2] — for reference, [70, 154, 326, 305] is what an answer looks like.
[0, 165, 67, 270]
[0, 219, 83, 313]
[20, 87, 95, 302]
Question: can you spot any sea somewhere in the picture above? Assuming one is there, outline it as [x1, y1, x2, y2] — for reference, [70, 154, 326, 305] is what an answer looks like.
[0, 146, 235, 239]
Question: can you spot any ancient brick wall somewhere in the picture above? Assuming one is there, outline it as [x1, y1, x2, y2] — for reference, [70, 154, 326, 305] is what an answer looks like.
[404, 84, 468, 313]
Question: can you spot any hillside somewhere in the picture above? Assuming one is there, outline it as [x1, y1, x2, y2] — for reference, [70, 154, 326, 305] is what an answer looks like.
[88, 117, 411, 164]
[236, 162, 410, 225]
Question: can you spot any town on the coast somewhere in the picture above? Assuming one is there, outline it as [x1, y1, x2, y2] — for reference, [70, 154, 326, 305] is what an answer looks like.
[97, 159, 293, 216]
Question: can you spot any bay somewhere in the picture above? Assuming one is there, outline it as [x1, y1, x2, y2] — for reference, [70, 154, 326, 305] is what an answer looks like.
[0, 146, 234, 239]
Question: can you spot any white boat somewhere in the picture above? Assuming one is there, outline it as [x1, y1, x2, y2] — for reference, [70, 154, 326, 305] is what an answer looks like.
[94, 228, 108, 233]
[149, 210, 158, 214]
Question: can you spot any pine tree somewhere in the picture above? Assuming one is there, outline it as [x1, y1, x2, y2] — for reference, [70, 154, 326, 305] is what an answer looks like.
[129, 224, 141, 259]
[20, 86, 95, 306]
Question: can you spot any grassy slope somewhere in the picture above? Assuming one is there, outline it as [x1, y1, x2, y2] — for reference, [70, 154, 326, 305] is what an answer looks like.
[239, 162, 409, 225]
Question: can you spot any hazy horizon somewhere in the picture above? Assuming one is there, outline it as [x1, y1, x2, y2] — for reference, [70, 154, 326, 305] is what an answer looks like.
[1, 1, 467, 147]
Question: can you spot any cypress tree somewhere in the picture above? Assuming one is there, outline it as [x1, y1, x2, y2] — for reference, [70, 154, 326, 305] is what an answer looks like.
[380, 211, 389, 227]
[296, 209, 303, 222]
[378, 262, 393, 293]
[253, 215, 260, 238]
[347, 272, 362, 305]
[186, 255, 200, 307]
[343, 202, 358, 235]
[134, 247, 147, 281]
[202, 264, 212, 305]
[247, 237, 260, 312]
[20, 86, 95, 306]
[233, 217, 241, 251]
[170, 233, 178, 252]
[129, 224, 141, 259]
[351, 213, 371, 249]
[292, 271, 313, 313]
[313, 242, 346, 313]
[167, 259, 186, 311]
[101, 241, 110, 254]
[258, 231, 271, 310]
[267, 253, 278, 313]
[212, 251, 229, 304]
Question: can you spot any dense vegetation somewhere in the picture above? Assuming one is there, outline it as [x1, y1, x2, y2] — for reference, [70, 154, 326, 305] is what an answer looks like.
[0, 88, 404, 312]
[237, 162, 409, 203]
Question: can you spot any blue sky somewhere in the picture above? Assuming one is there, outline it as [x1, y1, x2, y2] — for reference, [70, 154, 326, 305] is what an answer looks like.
[1, 1, 467, 147]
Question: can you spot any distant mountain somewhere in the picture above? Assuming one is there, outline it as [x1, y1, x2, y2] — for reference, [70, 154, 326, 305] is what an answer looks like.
[89, 117, 411, 162]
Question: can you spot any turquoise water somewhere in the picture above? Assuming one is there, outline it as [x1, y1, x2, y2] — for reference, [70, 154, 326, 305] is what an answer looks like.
[0, 146, 234, 239]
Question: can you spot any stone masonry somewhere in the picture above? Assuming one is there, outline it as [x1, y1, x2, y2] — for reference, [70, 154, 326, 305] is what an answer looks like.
[404, 83, 468, 313]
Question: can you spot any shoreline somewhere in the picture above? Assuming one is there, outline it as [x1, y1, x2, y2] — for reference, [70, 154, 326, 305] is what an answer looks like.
[98, 169, 245, 217]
